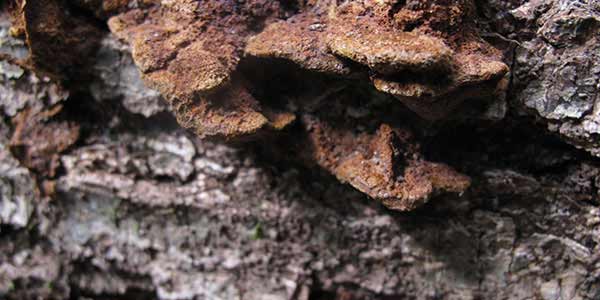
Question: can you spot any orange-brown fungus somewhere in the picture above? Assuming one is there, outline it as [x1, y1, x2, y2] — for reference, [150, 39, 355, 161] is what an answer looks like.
[249, 0, 509, 120]
[5, 0, 511, 210]
[107, 0, 294, 139]
[304, 116, 470, 210]
[8, 0, 102, 79]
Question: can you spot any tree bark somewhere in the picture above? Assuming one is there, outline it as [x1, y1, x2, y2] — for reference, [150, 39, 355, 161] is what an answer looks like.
[1, 1, 599, 300]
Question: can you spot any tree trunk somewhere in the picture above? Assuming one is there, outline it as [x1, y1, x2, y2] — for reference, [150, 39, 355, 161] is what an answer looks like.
[1, 1, 599, 300]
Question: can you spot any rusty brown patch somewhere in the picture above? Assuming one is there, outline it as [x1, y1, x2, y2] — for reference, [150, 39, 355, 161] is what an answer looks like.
[303, 115, 470, 211]
[7, 0, 102, 80]
[99, 0, 485, 210]
[247, 0, 508, 120]
[10, 105, 80, 178]
[6, 0, 499, 210]
[246, 12, 351, 76]
[108, 1, 295, 139]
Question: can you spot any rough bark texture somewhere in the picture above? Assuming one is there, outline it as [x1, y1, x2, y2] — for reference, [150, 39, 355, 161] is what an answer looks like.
[1, 1, 600, 300]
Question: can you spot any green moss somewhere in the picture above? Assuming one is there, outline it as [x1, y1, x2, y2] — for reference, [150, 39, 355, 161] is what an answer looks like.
[250, 222, 263, 240]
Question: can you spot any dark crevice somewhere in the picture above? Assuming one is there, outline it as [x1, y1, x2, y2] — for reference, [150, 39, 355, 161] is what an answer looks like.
[70, 287, 157, 300]
[388, 0, 407, 20]
[63, 0, 110, 32]
[68, 259, 157, 300]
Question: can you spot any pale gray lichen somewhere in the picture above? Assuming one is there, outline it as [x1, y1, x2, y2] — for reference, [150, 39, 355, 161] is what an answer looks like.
[90, 36, 166, 118]
[0, 15, 67, 117]
[0, 136, 36, 228]
[513, 0, 600, 156]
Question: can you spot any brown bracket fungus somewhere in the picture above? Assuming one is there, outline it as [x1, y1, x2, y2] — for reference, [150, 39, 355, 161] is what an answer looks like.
[248, 0, 509, 120]
[108, 1, 296, 139]
[100, 0, 497, 210]
[304, 116, 470, 211]
[0, 0, 496, 211]
[7, 0, 102, 80]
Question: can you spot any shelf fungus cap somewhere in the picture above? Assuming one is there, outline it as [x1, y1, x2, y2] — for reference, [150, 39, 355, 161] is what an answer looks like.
[171, 82, 296, 140]
[245, 14, 352, 76]
[243, 0, 509, 121]
[107, 4, 297, 140]
[327, 28, 454, 75]
[305, 118, 471, 211]
[137, 40, 232, 99]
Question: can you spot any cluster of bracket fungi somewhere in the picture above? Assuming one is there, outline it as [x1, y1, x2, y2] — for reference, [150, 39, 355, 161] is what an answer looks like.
[7, 0, 511, 211]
